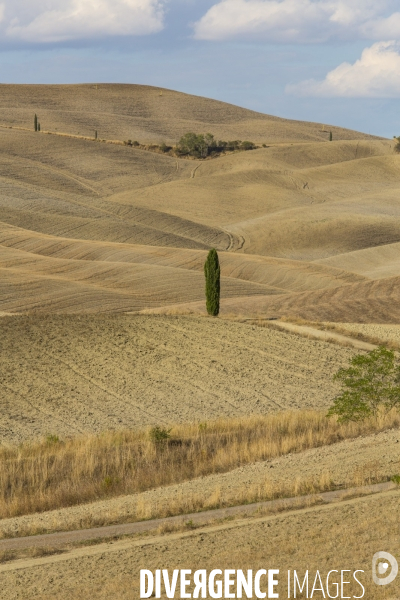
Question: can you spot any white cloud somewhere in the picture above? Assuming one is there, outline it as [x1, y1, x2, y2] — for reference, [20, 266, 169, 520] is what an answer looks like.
[286, 41, 400, 97]
[2, 0, 165, 43]
[193, 0, 400, 43]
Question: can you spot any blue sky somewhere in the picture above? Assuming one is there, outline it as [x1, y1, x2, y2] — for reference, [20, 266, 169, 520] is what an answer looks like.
[1, 0, 400, 137]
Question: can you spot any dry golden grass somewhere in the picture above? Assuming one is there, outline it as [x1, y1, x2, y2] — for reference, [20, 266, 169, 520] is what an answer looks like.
[0, 410, 398, 520]
[0, 545, 66, 564]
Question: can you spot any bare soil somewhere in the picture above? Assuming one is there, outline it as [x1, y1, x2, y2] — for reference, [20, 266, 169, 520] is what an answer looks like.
[0, 314, 355, 443]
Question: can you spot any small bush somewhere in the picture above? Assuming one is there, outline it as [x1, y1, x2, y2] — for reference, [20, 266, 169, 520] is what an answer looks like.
[102, 476, 120, 490]
[241, 141, 256, 150]
[46, 434, 60, 445]
[392, 474, 400, 485]
[394, 136, 400, 153]
[132, 141, 140, 147]
[160, 142, 172, 153]
[149, 426, 172, 443]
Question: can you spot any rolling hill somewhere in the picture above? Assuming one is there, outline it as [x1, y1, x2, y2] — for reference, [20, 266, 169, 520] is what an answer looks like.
[0, 83, 398, 321]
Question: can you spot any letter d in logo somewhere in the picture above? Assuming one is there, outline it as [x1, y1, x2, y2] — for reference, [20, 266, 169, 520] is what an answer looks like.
[372, 552, 398, 586]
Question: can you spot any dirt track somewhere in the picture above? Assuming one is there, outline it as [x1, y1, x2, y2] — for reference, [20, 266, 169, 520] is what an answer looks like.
[0, 481, 395, 552]
[270, 321, 376, 350]
[1, 427, 397, 540]
[0, 488, 398, 599]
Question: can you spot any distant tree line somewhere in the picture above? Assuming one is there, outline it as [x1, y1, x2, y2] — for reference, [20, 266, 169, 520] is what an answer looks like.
[123, 133, 259, 159]
[176, 133, 256, 158]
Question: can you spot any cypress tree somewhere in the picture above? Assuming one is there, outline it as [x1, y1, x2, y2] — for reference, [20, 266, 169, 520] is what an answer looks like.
[329, 131, 333, 141]
[34, 114, 38, 132]
[204, 248, 220, 316]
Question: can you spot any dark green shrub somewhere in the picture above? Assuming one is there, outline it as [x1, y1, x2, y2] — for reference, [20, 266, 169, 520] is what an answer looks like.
[241, 141, 256, 150]
[46, 434, 60, 445]
[204, 248, 220, 316]
[160, 142, 172, 153]
[329, 131, 333, 141]
[149, 426, 172, 443]
[132, 141, 140, 147]
[225, 140, 241, 151]
[34, 114, 38, 132]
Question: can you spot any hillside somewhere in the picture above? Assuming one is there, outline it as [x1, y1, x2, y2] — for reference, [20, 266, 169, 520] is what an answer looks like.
[0, 84, 398, 321]
[0, 83, 382, 144]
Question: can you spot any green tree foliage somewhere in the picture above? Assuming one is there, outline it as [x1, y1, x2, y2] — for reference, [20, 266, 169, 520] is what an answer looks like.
[241, 141, 256, 150]
[329, 131, 333, 141]
[328, 346, 400, 422]
[160, 142, 172, 153]
[177, 133, 256, 158]
[394, 136, 400, 152]
[204, 248, 220, 316]
[177, 132, 213, 158]
[34, 114, 38, 132]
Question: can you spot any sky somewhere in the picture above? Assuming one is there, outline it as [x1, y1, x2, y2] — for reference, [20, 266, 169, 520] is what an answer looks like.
[1, 1, 400, 137]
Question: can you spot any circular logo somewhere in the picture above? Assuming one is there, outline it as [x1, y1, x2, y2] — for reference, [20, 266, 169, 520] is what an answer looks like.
[372, 552, 398, 586]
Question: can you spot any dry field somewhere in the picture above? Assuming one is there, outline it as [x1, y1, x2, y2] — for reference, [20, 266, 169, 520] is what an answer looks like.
[0, 85, 399, 598]
[0, 314, 356, 443]
[0, 83, 379, 145]
[0, 85, 399, 320]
